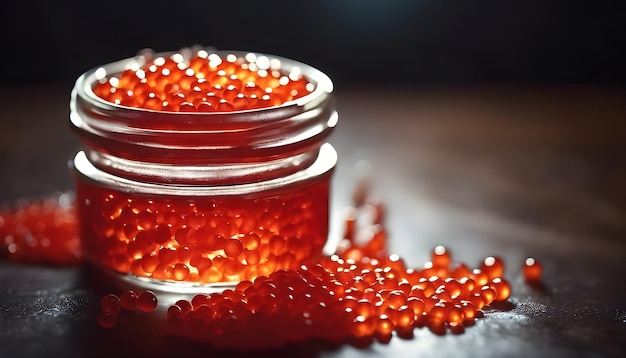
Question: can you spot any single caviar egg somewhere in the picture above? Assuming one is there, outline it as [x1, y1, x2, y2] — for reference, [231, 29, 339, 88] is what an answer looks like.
[119, 290, 138, 311]
[490, 277, 511, 302]
[431, 245, 451, 270]
[523, 257, 543, 282]
[137, 291, 158, 312]
[97, 311, 117, 328]
[100, 294, 121, 315]
[480, 256, 504, 280]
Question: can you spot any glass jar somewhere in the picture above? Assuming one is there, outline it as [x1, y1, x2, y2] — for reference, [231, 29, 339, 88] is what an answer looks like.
[69, 50, 337, 290]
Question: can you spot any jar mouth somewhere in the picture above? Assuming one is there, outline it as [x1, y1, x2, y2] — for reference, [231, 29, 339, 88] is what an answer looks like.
[72, 50, 333, 128]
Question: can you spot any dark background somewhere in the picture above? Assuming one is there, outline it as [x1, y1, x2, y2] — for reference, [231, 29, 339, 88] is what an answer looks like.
[1, 0, 625, 86]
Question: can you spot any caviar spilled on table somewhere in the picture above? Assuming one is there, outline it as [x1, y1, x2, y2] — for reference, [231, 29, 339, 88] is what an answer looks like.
[0, 193, 81, 265]
[159, 201, 515, 350]
[91, 194, 517, 350]
[1, 188, 546, 350]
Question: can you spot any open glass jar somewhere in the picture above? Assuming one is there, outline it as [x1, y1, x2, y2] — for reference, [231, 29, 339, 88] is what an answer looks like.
[69, 49, 337, 290]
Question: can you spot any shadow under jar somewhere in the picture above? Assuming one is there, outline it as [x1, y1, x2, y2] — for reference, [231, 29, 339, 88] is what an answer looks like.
[69, 49, 337, 291]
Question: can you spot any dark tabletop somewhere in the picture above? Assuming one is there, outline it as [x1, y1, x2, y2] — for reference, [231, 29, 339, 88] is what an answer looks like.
[1, 84, 625, 358]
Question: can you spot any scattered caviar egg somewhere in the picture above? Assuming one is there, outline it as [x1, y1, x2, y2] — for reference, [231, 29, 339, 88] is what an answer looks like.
[523, 257, 543, 282]
[481, 256, 504, 279]
[175, 300, 193, 316]
[376, 314, 395, 335]
[490, 277, 511, 302]
[431, 245, 451, 269]
[119, 290, 138, 311]
[451, 263, 472, 279]
[97, 311, 117, 329]
[471, 268, 490, 287]
[137, 291, 158, 312]
[167, 305, 183, 320]
[447, 306, 465, 325]
[444, 278, 462, 297]
[427, 302, 450, 324]
[393, 305, 415, 329]
[100, 294, 121, 315]
[351, 315, 376, 338]
[479, 286, 497, 306]
[469, 293, 486, 310]
[460, 301, 476, 322]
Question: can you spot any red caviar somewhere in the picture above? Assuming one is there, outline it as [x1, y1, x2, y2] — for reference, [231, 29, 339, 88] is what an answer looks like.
[72, 49, 336, 285]
[0, 179, 531, 349]
[119, 290, 138, 311]
[96, 311, 117, 329]
[96, 289, 158, 328]
[100, 294, 121, 315]
[490, 277, 511, 302]
[481, 256, 504, 280]
[0, 194, 81, 265]
[76, 179, 329, 284]
[163, 242, 514, 350]
[523, 257, 543, 282]
[137, 290, 158, 312]
[432, 245, 451, 270]
[92, 51, 314, 112]
[159, 196, 516, 350]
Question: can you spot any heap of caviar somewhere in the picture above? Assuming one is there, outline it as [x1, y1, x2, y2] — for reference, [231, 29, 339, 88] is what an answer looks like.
[158, 194, 516, 349]
[0, 194, 81, 265]
[92, 50, 315, 112]
[0, 189, 545, 351]
[164, 247, 512, 350]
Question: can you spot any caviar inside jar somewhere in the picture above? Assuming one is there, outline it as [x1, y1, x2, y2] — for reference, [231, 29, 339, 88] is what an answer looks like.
[92, 50, 315, 112]
[76, 172, 330, 284]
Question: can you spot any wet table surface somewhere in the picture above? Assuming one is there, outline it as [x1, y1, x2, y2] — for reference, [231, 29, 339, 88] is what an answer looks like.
[1, 84, 625, 357]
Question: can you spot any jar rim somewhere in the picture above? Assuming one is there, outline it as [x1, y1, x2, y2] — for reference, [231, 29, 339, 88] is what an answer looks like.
[74, 49, 333, 121]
